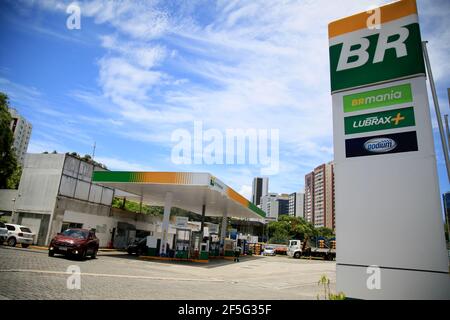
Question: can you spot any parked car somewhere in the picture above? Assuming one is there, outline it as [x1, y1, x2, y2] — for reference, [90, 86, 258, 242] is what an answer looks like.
[5, 224, 35, 248]
[0, 221, 8, 244]
[275, 246, 287, 255]
[48, 228, 99, 259]
[127, 238, 147, 256]
[263, 246, 276, 256]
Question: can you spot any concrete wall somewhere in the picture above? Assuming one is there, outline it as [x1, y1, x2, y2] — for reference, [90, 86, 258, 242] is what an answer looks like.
[49, 196, 112, 245]
[16, 153, 64, 213]
[49, 199, 176, 248]
[0, 189, 19, 211]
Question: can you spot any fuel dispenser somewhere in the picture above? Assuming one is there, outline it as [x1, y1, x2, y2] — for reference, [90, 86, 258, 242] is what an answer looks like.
[208, 233, 220, 257]
[203, 223, 220, 257]
[190, 231, 202, 259]
[223, 238, 235, 257]
[175, 228, 191, 259]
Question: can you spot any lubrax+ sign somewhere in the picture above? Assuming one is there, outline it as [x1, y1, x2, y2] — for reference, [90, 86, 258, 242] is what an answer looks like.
[344, 107, 415, 134]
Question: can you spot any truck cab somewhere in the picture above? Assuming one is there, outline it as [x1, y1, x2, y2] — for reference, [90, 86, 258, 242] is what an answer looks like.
[287, 240, 302, 259]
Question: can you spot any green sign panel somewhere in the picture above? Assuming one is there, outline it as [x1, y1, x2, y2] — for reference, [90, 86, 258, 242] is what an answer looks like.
[344, 107, 415, 134]
[329, 23, 425, 92]
[343, 83, 413, 113]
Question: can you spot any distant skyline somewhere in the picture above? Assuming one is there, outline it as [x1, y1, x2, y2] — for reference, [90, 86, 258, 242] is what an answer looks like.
[0, 0, 449, 202]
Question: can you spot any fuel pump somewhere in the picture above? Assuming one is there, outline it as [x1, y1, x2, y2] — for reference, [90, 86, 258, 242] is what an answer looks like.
[209, 233, 220, 257]
[175, 228, 191, 259]
[190, 231, 202, 259]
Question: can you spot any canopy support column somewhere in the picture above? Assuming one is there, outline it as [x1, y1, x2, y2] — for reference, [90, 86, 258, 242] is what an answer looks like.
[220, 210, 228, 251]
[200, 204, 206, 238]
[160, 192, 173, 256]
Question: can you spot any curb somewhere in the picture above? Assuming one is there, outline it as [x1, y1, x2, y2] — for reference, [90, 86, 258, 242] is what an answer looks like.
[139, 256, 209, 263]
[29, 246, 124, 252]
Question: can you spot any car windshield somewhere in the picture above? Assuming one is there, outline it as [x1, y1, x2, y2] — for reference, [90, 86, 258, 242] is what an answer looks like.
[20, 227, 32, 233]
[62, 229, 88, 239]
[265, 246, 274, 250]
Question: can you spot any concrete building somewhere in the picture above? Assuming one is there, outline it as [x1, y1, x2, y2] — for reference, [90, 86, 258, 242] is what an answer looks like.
[261, 193, 289, 220]
[261, 193, 277, 218]
[304, 173, 314, 223]
[8, 108, 32, 165]
[2, 153, 113, 245]
[252, 177, 268, 206]
[288, 192, 304, 218]
[304, 162, 335, 229]
[275, 194, 290, 218]
[0, 153, 183, 248]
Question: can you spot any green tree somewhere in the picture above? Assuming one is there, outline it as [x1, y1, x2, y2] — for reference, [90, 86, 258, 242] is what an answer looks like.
[6, 165, 22, 189]
[316, 227, 335, 239]
[269, 229, 290, 244]
[111, 197, 164, 215]
[267, 215, 334, 244]
[0, 92, 18, 189]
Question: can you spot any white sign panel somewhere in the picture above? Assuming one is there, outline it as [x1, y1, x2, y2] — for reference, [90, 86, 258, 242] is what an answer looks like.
[175, 216, 189, 229]
[329, 0, 449, 299]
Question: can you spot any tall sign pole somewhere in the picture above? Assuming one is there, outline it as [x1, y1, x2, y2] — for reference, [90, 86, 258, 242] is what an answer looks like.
[422, 41, 450, 182]
[445, 115, 450, 153]
[328, 0, 449, 299]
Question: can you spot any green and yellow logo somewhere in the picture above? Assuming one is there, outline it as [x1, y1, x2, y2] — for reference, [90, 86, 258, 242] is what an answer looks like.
[328, 0, 425, 92]
[344, 107, 415, 134]
[343, 83, 412, 113]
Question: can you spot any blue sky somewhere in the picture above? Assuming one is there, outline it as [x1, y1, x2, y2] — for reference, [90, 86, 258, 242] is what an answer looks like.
[0, 0, 449, 202]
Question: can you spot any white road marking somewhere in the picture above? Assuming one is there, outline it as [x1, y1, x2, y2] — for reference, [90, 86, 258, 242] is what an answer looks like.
[0, 269, 225, 283]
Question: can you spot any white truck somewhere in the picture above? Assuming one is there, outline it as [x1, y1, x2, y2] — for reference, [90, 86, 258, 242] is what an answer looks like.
[287, 238, 336, 261]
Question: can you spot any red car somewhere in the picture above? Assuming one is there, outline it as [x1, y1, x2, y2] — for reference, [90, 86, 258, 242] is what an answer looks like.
[48, 228, 99, 259]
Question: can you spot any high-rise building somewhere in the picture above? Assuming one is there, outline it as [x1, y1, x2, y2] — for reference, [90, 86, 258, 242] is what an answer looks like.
[9, 108, 32, 165]
[304, 162, 335, 229]
[261, 193, 289, 220]
[288, 192, 304, 218]
[261, 193, 277, 218]
[252, 177, 268, 206]
[304, 173, 314, 223]
[274, 194, 290, 219]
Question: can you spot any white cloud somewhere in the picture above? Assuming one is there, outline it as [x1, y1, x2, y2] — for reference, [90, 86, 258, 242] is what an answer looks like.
[11, 0, 450, 194]
[238, 184, 252, 201]
[94, 156, 154, 171]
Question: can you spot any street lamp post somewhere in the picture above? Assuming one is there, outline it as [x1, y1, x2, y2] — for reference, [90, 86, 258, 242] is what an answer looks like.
[11, 198, 16, 224]
[11, 194, 21, 224]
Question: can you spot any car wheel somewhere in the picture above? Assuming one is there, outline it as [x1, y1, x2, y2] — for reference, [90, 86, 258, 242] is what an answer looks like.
[48, 250, 55, 257]
[294, 252, 301, 259]
[21, 244, 30, 248]
[7, 237, 16, 247]
[91, 249, 97, 259]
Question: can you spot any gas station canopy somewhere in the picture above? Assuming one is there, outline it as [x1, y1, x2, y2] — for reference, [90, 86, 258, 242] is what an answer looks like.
[92, 171, 266, 220]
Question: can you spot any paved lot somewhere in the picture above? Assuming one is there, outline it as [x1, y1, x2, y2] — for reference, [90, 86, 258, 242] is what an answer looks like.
[0, 246, 336, 300]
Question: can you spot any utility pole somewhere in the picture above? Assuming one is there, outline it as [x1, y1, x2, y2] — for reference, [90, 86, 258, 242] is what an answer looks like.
[445, 115, 450, 153]
[11, 198, 16, 224]
[92, 141, 96, 160]
[447, 88, 450, 244]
